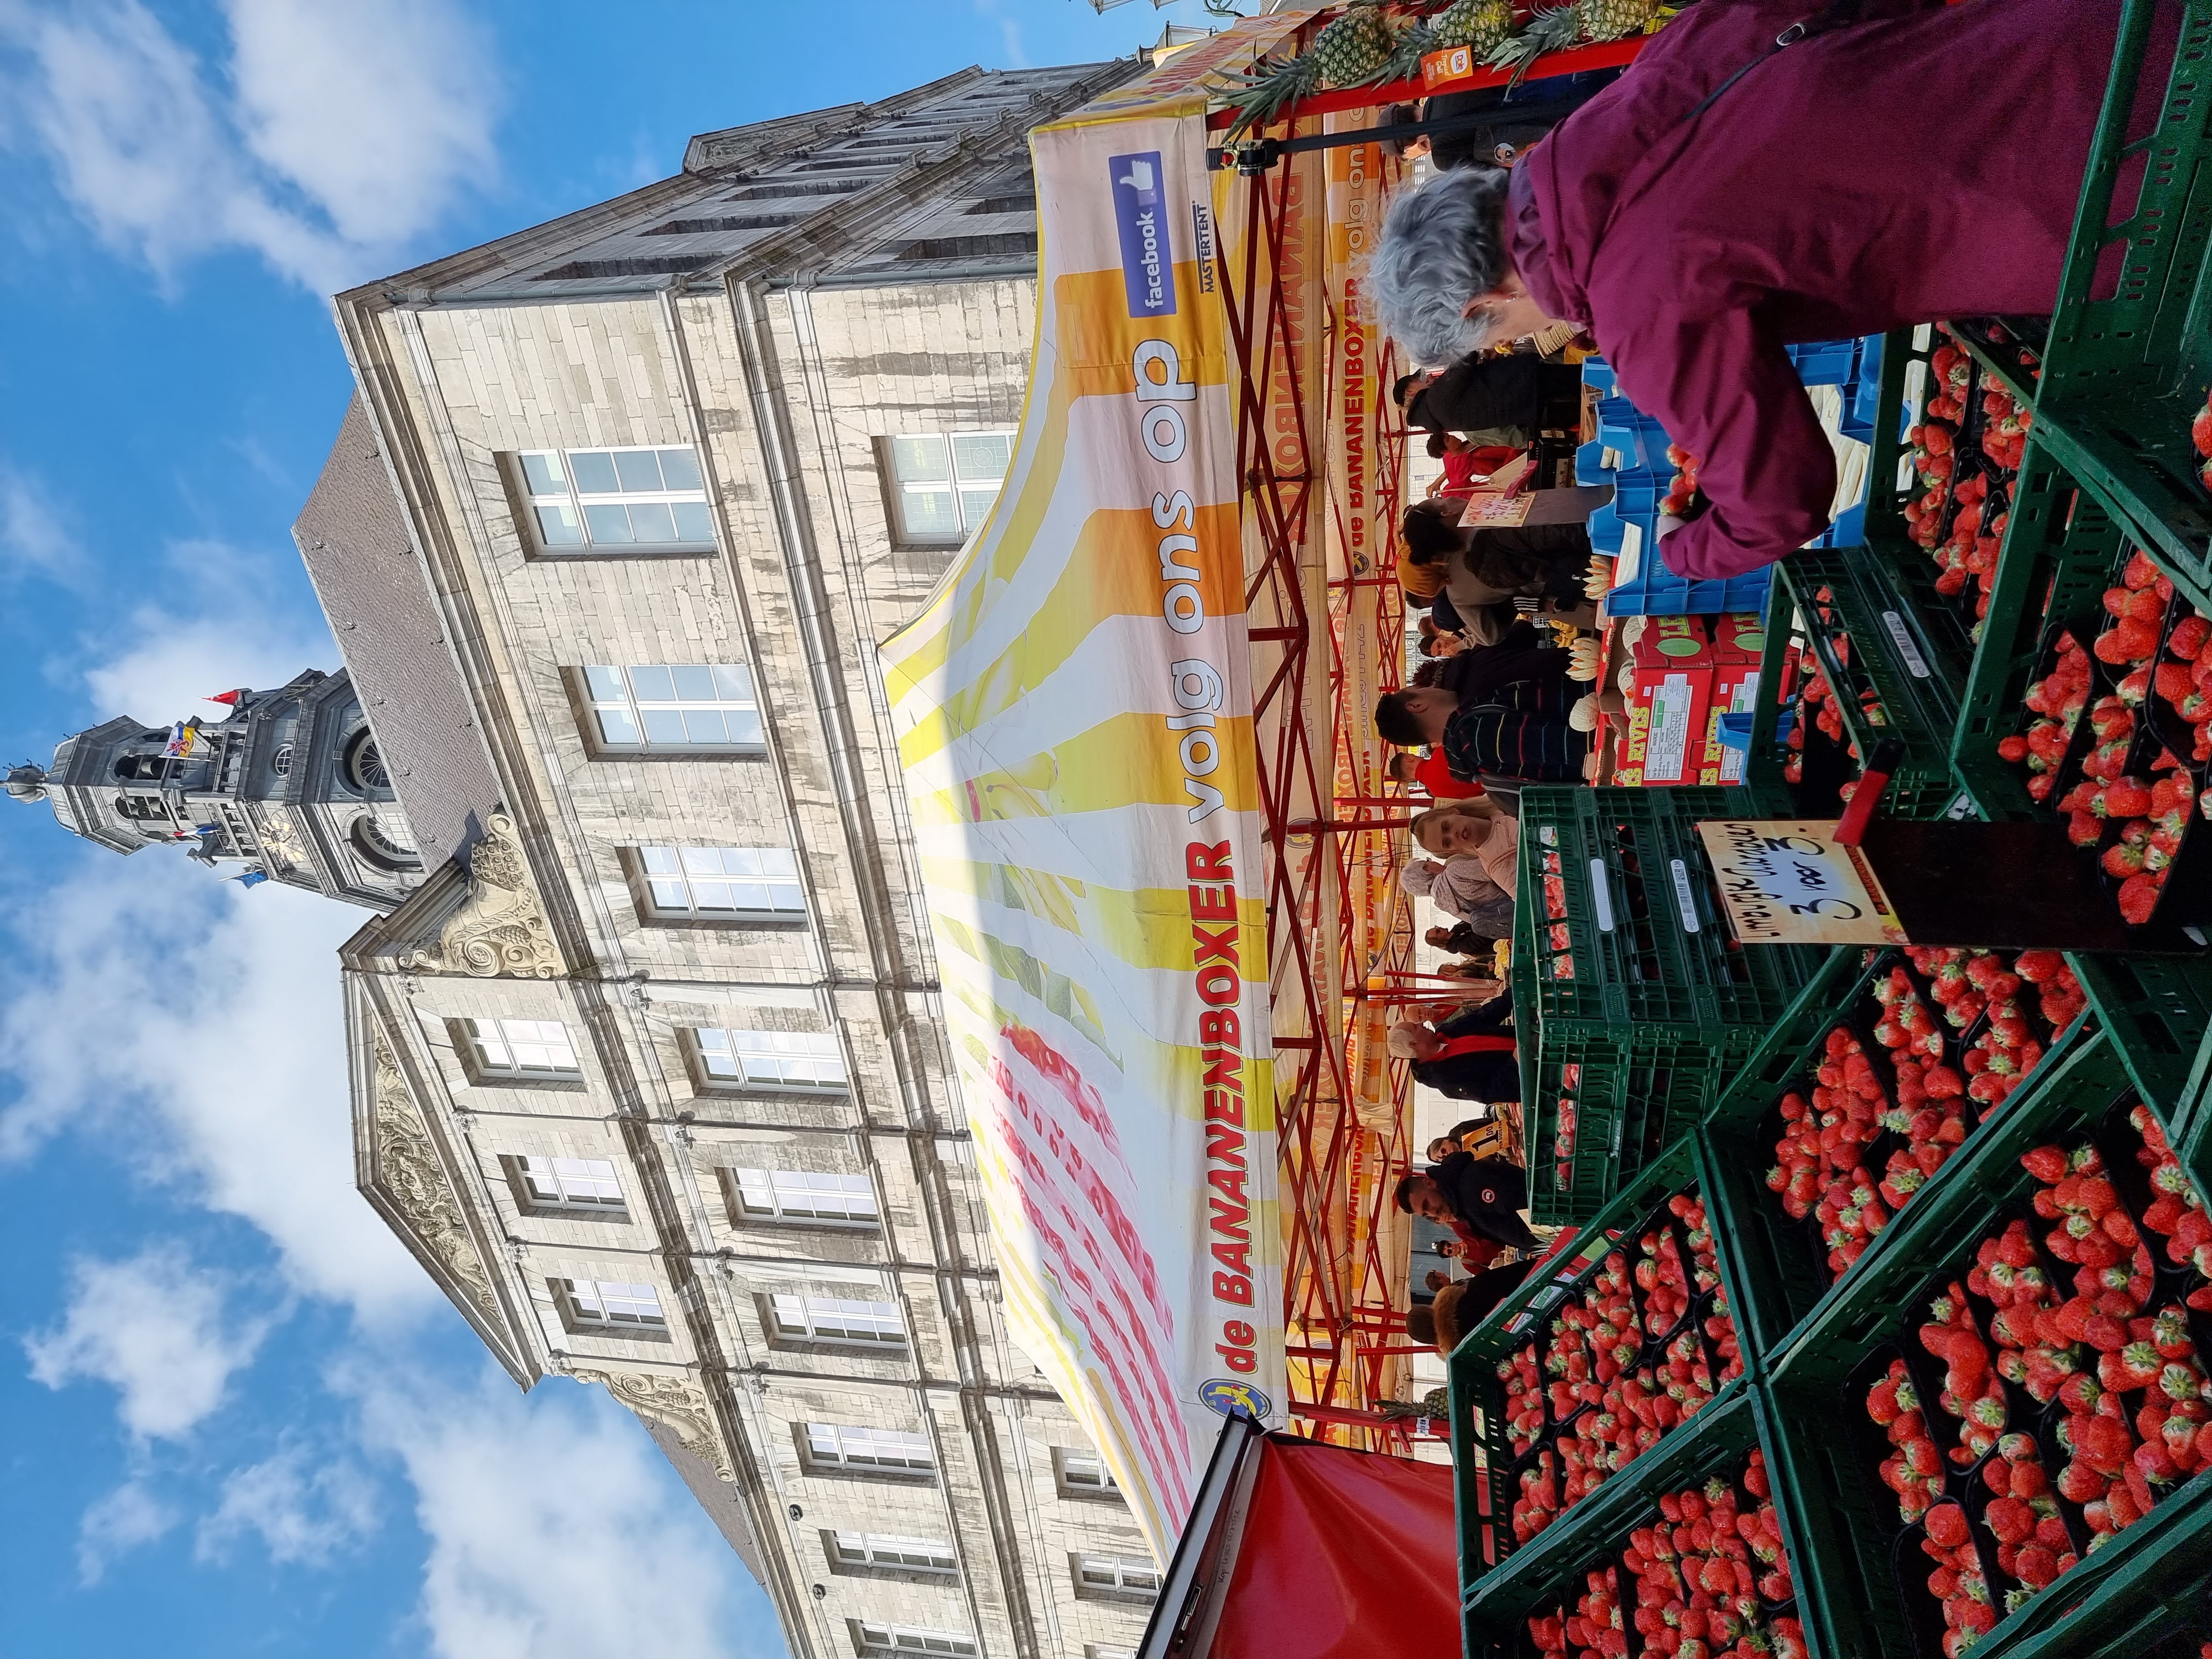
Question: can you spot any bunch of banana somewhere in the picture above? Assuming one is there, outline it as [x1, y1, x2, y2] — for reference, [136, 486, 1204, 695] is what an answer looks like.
[1567, 635, 1603, 682]
[1568, 693, 1603, 732]
[1583, 557, 1613, 602]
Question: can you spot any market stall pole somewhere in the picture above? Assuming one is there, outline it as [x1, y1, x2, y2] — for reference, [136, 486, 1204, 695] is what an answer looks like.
[1208, 4, 1659, 1457]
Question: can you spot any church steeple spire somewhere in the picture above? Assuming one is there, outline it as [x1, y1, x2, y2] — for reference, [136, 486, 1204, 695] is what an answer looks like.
[11, 669, 426, 912]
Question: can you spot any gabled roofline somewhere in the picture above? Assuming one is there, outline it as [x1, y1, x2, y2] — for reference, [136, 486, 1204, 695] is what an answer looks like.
[336, 66, 997, 310]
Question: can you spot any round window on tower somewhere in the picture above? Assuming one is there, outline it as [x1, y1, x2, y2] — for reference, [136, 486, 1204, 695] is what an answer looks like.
[270, 743, 294, 778]
[343, 729, 390, 792]
[349, 814, 420, 873]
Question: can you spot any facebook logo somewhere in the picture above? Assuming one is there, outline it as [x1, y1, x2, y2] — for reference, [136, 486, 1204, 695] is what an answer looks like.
[1109, 150, 1177, 319]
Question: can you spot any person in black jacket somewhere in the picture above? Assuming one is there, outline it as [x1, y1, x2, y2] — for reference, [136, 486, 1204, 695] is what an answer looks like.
[1385, 992, 1521, 1103]
[1425, 921, 1499, 958]
[1375, 617, 1576, 748]
[1394, 351, 1582, 439]
[1405, 1258, 1538, 1357]
[1395, 1149, 1538, 1253]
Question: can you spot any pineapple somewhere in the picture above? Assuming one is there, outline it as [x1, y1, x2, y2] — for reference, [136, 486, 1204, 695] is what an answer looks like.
[1482, 4, 1582, 87]
[1308, 3, 1401, 88]
[1575, 0, 1658, 43]
[1219, 3, 1406, 135]
[1427, 0, 1513, 56]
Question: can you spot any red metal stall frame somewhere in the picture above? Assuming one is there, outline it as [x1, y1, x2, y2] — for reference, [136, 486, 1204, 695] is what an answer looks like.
[1211, 20, 1654, 1452]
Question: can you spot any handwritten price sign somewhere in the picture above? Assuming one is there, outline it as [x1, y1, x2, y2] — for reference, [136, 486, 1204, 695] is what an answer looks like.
[1693, 819, 1910, 946]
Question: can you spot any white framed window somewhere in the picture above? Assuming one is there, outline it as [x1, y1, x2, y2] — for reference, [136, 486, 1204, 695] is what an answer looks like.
[461, 1018, 580, 1078]
[769, 1293, 902, 1347]
[855, 1624, 977, 1658]
[558, 1279, 666, 1332]
[510, 1156, 624, 1213]
[1074, 1553, 1160, 1601]
[804, 1422, 934, 1474]
[886, 431, 1011, 543]
[831, 1532, 957, 1574]
[581, 664, 761, 750]
[729, 1166, 877, 1225]
[697, 1028, 847, 1091]
[637, 846, 804, 920]
[1056, 1449, 1120, 1496]
[519, 447, 712, 551]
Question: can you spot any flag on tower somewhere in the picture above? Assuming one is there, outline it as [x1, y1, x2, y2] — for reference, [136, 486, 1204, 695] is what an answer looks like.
[161, 721, 195, 758]
[204, 689, 247, 707]
[232, 869, 269, 889]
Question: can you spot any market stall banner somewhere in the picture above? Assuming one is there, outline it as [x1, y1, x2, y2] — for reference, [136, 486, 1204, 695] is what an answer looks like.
[879, 81, 1282, 1557]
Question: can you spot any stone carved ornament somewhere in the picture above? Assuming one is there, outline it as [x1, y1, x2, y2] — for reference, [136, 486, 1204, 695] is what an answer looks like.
[372, 1040, 500, 1322]
[567, 1366, 735, 1481]
[401, 812, 562, 979]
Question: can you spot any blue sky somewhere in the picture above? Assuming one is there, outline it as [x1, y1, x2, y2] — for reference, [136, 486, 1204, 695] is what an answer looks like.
[0, 3, 1218, 1654]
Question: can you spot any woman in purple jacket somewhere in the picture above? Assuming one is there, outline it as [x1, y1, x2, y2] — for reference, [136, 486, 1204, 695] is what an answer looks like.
[1366, 0, 2174, 581]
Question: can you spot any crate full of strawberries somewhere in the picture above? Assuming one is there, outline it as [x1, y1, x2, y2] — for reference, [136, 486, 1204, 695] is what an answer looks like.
[1470, 1179, 1749, 1562]
[1757, 949, 2082, 1284]
[1504, 1438, 1804, 1659]
[1844, 1097, 2212, 1657]
[1995, 549, 2212, 926]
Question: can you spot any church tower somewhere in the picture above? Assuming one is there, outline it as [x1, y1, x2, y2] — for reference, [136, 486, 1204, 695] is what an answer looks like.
[7, 668, 426, 911]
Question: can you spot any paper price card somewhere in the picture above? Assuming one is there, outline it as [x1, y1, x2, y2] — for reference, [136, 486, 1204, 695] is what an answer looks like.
[1693, 819, 1909, 946]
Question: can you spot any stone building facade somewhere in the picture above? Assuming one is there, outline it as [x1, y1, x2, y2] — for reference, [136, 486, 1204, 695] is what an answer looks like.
[305, 61, 1162, 1659]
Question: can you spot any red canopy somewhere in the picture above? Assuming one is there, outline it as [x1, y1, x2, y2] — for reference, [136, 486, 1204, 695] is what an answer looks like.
[1141, 1413, 1459, 1659]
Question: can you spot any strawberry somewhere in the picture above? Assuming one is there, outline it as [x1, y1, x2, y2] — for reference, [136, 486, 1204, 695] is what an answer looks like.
[2119, 873, 2163, 926]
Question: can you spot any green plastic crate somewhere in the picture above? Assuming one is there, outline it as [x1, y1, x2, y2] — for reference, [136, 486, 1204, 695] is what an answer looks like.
[1515, 785, 1832, 1039]
[2027, 0, 2212, 609]
[1987, 1478, 2212, 1659]
[1702, 948, 2114, 1373]
[1459, 1386, 1798, 1659]
[1450, 1136, 1744, 1584]
[1765, 1031, 2212, 1659]
[2070, 950, 2212, 1142]
[1947, 439, 2135, 821]
[1775, 548, 1968, 817]
[1522, 1037, 1728, 1225]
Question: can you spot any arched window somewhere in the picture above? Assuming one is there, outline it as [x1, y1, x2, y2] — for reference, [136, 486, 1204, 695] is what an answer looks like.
[113, 754, 172, 782]
[342, 730, 390, 792]
[349, 815, 420, 873]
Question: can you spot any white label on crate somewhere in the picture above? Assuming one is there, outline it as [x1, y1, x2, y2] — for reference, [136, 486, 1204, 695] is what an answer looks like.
[1882, 610, 1932, 679]
[1590, 859, 1615, 933]
[1538, 825, 1557, 847]
[1945, 792, 1977, 821]
[1615, 520, 1643, 587]
[1646, 672, 1694, 782]
[1669, 858, 1702, 932]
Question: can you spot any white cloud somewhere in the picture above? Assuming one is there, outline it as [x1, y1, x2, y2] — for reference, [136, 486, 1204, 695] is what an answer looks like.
[75, 1480, 181, 1585]
[351, 1368, 765, 1659]
[2, 0, 500, 294]
[0, 461, 81, 582]
[198, 1441, 379, 1567]
[24, 1245, 274, 1440]
[80, 536, 334, 721]
[0, 860, 431, 1316]
[227, 0, 498, 250]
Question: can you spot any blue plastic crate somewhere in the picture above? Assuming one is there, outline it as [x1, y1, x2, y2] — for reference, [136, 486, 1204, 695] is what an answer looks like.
[1785, 337, 1863, 387]
[1598, 513, 1776, 617]
[1580, 358, 1618, 396]
[1593, 398, 1678, 477]
[1576, 437, 1611, 486]
[1850, 335, 1885, 433]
